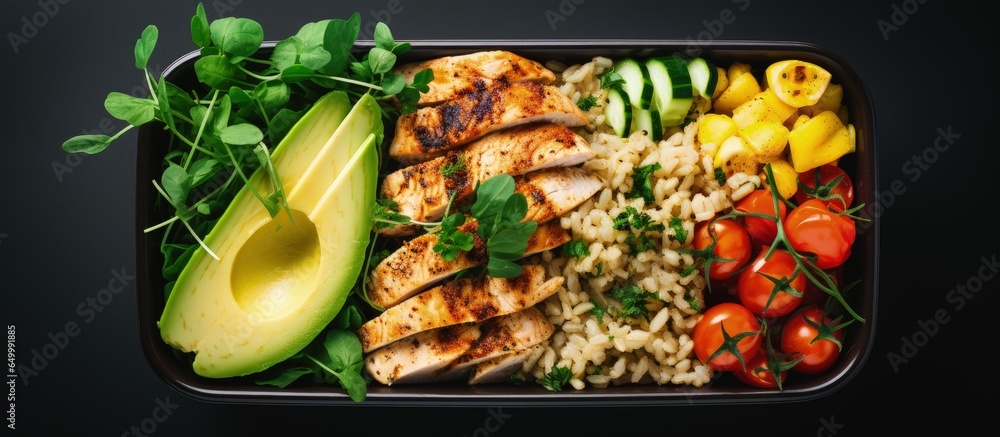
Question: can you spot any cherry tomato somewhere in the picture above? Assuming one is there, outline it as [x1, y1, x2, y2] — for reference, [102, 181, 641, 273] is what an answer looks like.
[737, 249, 806, 318]
[794, 164, 854, 212]
[692, 302, 762, 372]
[784, 199, 855, 269]
[731, 345, 786, 389]
[734, 189, 787, 246]
[693, 218, 752, 282]
[780, 306, 846, 374]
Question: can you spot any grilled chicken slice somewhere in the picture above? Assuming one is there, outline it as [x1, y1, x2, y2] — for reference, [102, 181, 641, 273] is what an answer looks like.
[378, 123, 596, 236]
[368, 219, 569, 308]
[468, 347, 534, 385]
[379, 166, 603, 238]
[357, 264, 563, 353]
[516, 166, 603, 224]
[388, 80, 589, 164]
[364, 307, 553, 385]
[429, 307, 553, 384]
[393, 50, 556, 107]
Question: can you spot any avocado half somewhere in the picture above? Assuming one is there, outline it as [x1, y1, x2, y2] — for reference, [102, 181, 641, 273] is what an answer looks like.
[157, 91, 383, 378]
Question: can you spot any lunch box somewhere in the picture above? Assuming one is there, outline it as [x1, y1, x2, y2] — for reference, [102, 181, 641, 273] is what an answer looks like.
[135, 40, 878, 406]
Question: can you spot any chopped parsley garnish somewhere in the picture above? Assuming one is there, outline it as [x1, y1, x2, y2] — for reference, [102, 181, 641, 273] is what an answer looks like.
[576, 95, 598, 111]
[628, 162, 661, 203]
[609, 283, 659, 320]
[686, 291, 701, 312]
[614, 206, 665, 253]
[562, 239, 591, 258]
[714, 167, 727, 185]
[588, 298, 606, 324]
[540, 365, 573, 392]
[668, 216, 687, 244]
[599, 70, 625, 89]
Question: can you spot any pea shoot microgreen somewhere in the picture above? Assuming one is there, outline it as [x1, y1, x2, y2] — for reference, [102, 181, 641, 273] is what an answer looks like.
[61, 3, 434, 402]
[62, 2, 432, 289]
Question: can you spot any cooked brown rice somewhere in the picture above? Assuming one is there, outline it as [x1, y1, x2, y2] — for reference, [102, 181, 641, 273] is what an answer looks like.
[520, 56, 762, 389]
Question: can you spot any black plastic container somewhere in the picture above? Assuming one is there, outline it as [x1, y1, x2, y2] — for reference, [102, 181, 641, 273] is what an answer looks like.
[136, 40, 878, 406]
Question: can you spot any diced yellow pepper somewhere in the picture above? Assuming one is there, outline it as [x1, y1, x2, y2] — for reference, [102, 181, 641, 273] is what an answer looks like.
[738, 121, 789, 162]
[732, 88, 797, 129]
[698, 113, 738, 148]
[713, 72, 760, 117]
[801, 83, 843, 117]
[727, 61, 753, 84]
[765, 60, 832, 108]
[787, 110, 854, 172]
[761, 158, 799, 200]
[792, 114, 811, 130]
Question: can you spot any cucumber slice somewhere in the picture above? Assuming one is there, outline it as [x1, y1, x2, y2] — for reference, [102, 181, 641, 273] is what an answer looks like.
[646, 56, 694, 127]
[614, 58, 654, 110]
[687, 57, 719, 98]
[604, 87, 633, 137]
[631, 107, 663, 142]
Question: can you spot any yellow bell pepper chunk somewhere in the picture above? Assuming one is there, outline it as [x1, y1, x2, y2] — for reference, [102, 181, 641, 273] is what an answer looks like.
[739, 121, 789, 162]
[713, 72, 760, 117]
[787, 110, 854, 172]
[732, 88, 797, 129]
[765, 60, 832, 108]
[697, 113, 738, 151]
[761, 158, 799, 200]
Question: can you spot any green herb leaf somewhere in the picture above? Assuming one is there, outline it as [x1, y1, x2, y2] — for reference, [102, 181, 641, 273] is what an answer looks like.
[62, 134, 112, 154]
[562, 240, 591, 258]
[220, 123, 264, 145]
[576, 95, 598, 111]
[188, 158, 220, 188]
[209, 17, 264, 63]
[628, 162, 661, 203]
[668, 216, 688, 244]
[472, 174, 516, 238]
[714, 167, 726, 185]
[367, 47, 396, 75]
[380, 72, 406, 95]
[190, 3, 211, 48]
[588, 298, 605, 324]
[600, 70, 625, 89]
[134, 25, 158, 70]
[194, 55, 241, 89]
[540, 365, 572, 392]
[609, 283, 659, 320]
[317, 14, 360, 76]
[439, 155, 466, 178]
[280, 64, 315, 83]
[104, 92, 156, 126]
[161, 163, 191, 210]
[370, 198, 411, 230]
[254, 366, 314, 389]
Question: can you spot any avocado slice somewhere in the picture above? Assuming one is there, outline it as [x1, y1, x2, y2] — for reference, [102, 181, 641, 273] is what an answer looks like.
[157, 91, 383, 378]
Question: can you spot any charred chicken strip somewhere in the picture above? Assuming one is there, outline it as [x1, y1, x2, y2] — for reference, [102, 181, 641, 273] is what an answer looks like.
[388, 80, 589, 165]
[378, 123, 595, 237]
[367, 219, 570, 308]
[364, 307, 553, 385]
[393, 50, 556, 107]
[357, 265, 562, 353]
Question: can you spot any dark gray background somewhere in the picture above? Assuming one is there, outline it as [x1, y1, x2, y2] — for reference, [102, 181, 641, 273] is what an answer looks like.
[0, 0, 992, 435]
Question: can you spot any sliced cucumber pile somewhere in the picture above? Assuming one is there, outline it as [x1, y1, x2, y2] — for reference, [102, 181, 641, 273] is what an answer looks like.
[604, 55, 712, 140]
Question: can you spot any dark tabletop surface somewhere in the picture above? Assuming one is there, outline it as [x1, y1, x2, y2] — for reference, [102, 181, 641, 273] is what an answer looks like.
[1, 0, 992, 435]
